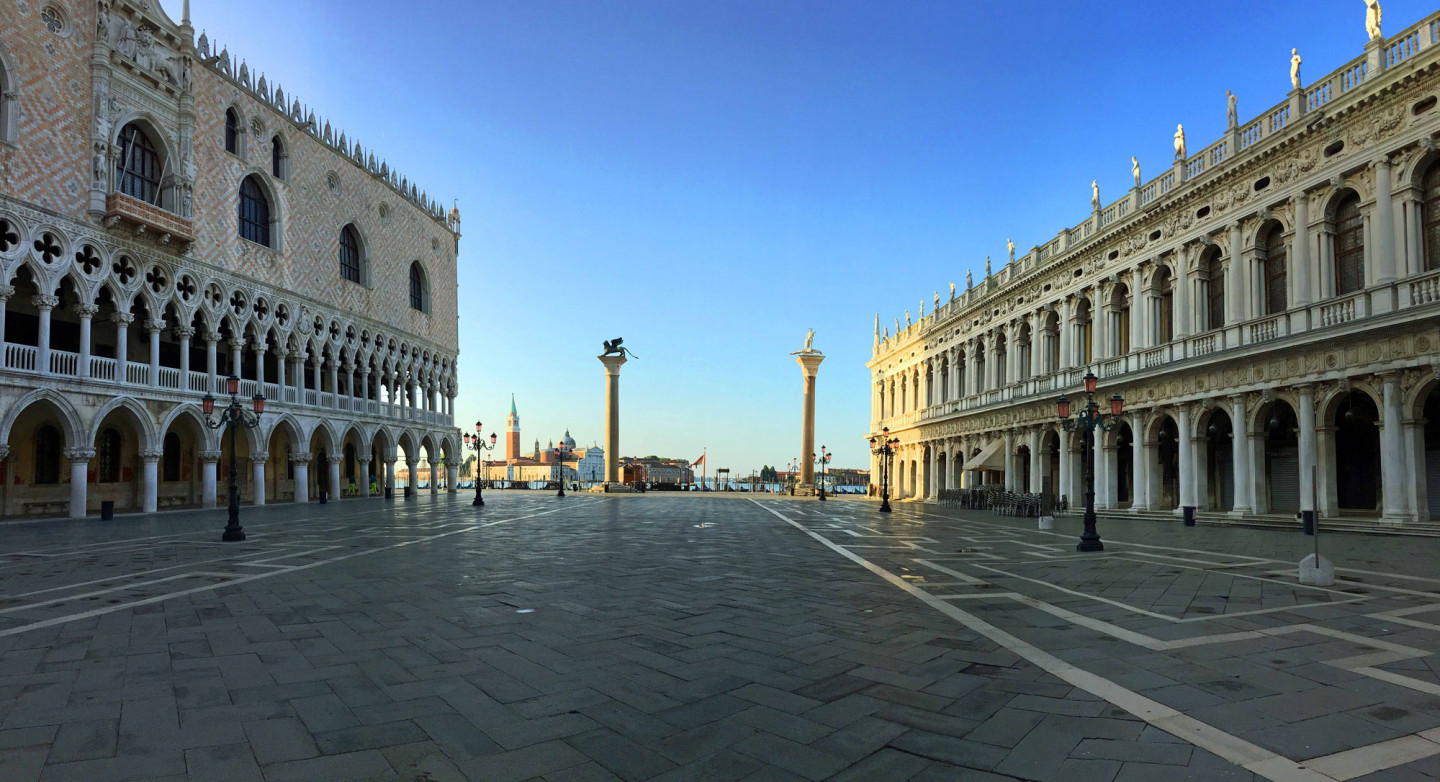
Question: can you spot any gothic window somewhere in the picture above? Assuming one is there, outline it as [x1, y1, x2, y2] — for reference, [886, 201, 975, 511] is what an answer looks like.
[408, 262, 427, 312]
[1423, 164, 1440, 271]
[1202, 248, 1225, 330]
[1262, 225, 1288, 315]
[1334, 192, 1365, 295]
[238, 175, 271, 247]
[339, 225, 362, 283]
[97, 428, 122, 483]
[0, 51, 12, 143]
[225, 108, 239, 154]
[34, 424, 61, 485]
[162, 432, 181, 482]
[271, 135, 286, 179]
[115, 124, 160, 204]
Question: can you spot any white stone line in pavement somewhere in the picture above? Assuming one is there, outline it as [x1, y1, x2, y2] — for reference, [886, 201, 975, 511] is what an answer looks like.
[1304, 734, 1440, 780]
[0, 501, 591, 640]
[0, 546, 294, 598]
[0, 572, 224, 615]
[910, 559, 988, 585]
[754, 500, 1335, 782]
[1258, 569, 1440, 600]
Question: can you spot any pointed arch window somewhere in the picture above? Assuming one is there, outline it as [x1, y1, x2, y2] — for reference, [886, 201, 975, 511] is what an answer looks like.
[0, 53, 12, 142]
[225, 108, 239, 154]
[239, 175, 271, 247]
[1423, 164, 1440, 272]
[1262, 226, 1288, 315]
[271, 135, 286, 179]
[97, 428, 123, 483]
[34, 424, 62, 485]
[339, 225, 362, 283]
[1334, 193, 1365, 295]
[409, 262, 427, 312]
[115, 124, 161, 204]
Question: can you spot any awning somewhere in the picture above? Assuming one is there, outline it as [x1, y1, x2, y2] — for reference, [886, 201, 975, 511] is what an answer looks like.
[967, 438, 1006, 471]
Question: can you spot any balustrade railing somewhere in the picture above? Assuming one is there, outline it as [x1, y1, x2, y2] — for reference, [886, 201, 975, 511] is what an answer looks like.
[157, 367, 181, 390]
[49, 350, 78, 376]
[125, 362, 148, 385]
[187, 370, 209, 392]
[91, 355, 116, 380]
[4, 344, 35, 371]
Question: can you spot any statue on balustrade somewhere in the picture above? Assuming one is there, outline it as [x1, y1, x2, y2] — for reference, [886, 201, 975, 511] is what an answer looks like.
[1366, 0, 1382, 41]
[1173, 124, 1186, 161]
[966, 270, 973, 291]
[1091, 180, 1100, 210]
[1131, 157, 1141, 188]
[1007, 238, 1015, 263]
[1226, 90, 1238, 128]
[949, 281, 956, 300]
[1291, 48, 1303, 90]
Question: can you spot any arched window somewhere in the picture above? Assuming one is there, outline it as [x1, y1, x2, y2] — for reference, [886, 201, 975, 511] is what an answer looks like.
[1201, 248, 1225, 331]
[1334, 193, 1365, 295]
[1262, 225, 1287, 315]
[1422, 164, 1440, 272]
[238, 175, 271, 247]
[409, 262, 427, 312]
[97, 428, 123, 483]
[271, 135, 286, 179]
[34, 424, 62, 485]
[115, 124, 161, 204]
[339, 225, 362, 283]
[162, 432, 181, 482]
[1154, 268, 1174, 344]
[225, 108, 239, 154]
[0, 51, 13, 143]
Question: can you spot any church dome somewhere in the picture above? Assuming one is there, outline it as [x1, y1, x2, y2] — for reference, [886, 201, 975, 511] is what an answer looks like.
[562, 430, 576, 448]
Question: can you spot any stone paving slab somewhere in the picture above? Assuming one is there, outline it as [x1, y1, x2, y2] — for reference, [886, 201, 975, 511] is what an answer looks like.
[0, 494, 1437, 779]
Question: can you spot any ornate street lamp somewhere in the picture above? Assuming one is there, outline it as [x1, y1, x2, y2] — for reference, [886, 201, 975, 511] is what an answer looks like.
[816, 446, 832, 501]
[202, 375, 264, 542]
[552, 442, 573, 497]
[1057, 371, 1124, 552]
[869, 427, 899, 513]
[463, 421, 498, 506]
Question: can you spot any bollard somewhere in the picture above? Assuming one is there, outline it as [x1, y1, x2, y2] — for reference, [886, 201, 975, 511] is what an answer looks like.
[100, 500, 115, 520]
[1182, 506, 1195, 527]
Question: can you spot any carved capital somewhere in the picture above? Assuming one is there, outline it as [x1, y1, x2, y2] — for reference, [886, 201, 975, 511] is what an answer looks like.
[202, 330, 221, 343]
[289, 453, 312, 465]
[172, 326, 195, 340]
[139, 449, 163, 463]
[355, 456, 372, 464]
[0, 285, 14, 302]
[250, 450, 270, 463]
[31, 294, 59, 311]
[73, 303, 100, 318]
[0, 444, 9, 461]
[227, 338, 246, 350]
[199, 450, 222, 463]
[145, 318, 167, 333]
[327, 455, 344, 465]
[64, 447, 97, 462]
[112, 312, 134, 326]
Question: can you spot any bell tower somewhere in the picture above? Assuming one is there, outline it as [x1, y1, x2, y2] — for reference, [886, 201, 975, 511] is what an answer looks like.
[506, 394, 520, 463]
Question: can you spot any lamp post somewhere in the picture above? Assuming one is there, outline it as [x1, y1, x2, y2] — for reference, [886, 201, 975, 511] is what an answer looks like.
[1057, 371, 1124, 552]
[202, 375, 264, 542]
[463, 421, 498, 506]
[816, 446, 832, 501]
[870, 427, 899, 513]
[552, 443, 573, 497]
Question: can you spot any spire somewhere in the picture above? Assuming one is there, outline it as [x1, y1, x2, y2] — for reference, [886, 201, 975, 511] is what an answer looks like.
[183, 0, 191, 25]
[510, 393, 516, 415]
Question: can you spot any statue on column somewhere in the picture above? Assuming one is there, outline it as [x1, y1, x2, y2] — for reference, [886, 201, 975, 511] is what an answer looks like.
[1290, 48, 1303, 90]
[802, 328, 815, 352]
[1173, 124, 1186, 161]
[1132, 156, 1141, 188]
[1365, 0, 1382, 41]
[1226, 90, 1238, 128]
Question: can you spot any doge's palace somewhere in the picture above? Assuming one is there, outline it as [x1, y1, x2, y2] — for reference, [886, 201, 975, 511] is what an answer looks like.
[869, 6, 1440, 528]
[0, 0, 461, 518]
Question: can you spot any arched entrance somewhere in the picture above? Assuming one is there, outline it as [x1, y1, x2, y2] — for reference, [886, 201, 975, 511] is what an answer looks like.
[1149, 416, 1179, 511]
[1016, 444, 1031, 493]
[90, 402, 149, 514]
[1334, 391, 1380, 513]
[1424, 388, 1440, 520]
[159, 407, 208, 509]
[1201, 408, 1234, 512]
[1112, 422, 1133, 508]
[1261, 401, 1300, 513]
[1042, 431, 1060, 497]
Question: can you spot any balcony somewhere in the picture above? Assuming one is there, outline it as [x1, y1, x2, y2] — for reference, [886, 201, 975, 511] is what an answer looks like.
[104, 193, 196, 248]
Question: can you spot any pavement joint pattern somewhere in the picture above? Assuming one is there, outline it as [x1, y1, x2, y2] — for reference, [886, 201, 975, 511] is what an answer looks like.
[0, 494, 1437, 781]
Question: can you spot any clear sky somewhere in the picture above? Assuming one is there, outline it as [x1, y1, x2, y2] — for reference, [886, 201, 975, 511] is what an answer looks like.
[165, 0, 1428, 477]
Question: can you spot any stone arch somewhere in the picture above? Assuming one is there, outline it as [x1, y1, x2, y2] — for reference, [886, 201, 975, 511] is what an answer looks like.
[0, 389, 85, 449]
[238, 172, 284, 251]
[111, 113, 178, 210]
[157, 403, 209, 508]
[158, 403, 217, 451]
[87, 397, 157, 454]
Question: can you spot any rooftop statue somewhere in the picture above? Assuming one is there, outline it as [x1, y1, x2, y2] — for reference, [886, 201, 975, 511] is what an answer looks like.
[1366, 0, 1382, 41]
[601, 337, 637, 359]
[949, 281, 956, 299]
[966, 270, 973, 291]
[1007, 238, 1016, 263]
[1226, 90, 1238, 129]
[1173, 124, 1186, 161]
[1091, 180, 1100, 210]
[1132, 156, 1141, 188]
[1291, 48, 1303, 90]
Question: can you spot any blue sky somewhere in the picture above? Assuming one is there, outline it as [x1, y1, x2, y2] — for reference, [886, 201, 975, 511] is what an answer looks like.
[165, 0, 1430, 476]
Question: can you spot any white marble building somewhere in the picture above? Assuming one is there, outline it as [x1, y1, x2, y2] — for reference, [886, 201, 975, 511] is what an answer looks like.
[868, 8, 1440, 527]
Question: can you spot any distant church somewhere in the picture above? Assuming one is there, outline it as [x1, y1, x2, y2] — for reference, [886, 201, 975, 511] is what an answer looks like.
[481, 396, 603, 483]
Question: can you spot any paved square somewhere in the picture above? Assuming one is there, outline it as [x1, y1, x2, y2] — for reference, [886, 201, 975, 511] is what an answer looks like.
[1, 494, 1439, 781]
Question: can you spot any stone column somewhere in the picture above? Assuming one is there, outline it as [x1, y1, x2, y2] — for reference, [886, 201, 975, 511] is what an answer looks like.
[275, 347, 287, 394]
[33, 294, 57, 376]
[1028, 429, 1043, 493]
[1178, 405, 1195, 513]
[136, 449, 161, 513]
[204, 331, 219, 391]
[794, 350, 824, 493]
[356, 456, 372, 497]
[328, 455, 343, 500]
[1292, 195, 1313, 308]
[1230, 395, 1253, 514]
[291, 453, 311, 503]
[251, 450, 267, 506]
[1003, 429, 1016, 491]
[1131, 411, 1148, 511]
[147, 319, 164, 387]
[405, 459, 418, 497]
[253, 344, 267, 387]
[1297, 385, 1317, 518]
[927, 443, 938, 499]
[199, 451, 220, 509]
[1374, 157, 1397, 287]
[430, 458, 439, 494]
[75, 304, 98, 378]
[0, 285, 11, 359]
[1095, 432, 1112, 509]
[1380, 373, 1408, 521]
[113, 313, 132, 382]
[175, 326, 193, 382]
[65, 447, 94, 518]
[386, 451, 398, 496]
[599, 354, 627, 484]
[228, 338, 244, 382]
[446, 462, 458, 494]
[1058, 429, 1073, 504]
[328, 362, 339, 408]
[1174, 253, 1193, 339]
